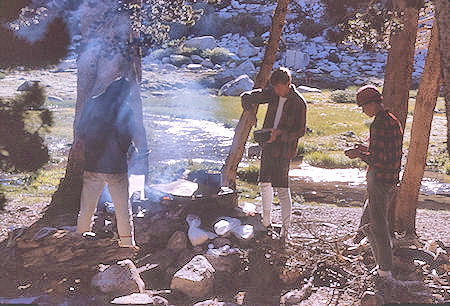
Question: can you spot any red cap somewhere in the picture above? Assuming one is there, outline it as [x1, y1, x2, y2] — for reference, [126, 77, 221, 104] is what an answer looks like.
[356, 85, 382, 106]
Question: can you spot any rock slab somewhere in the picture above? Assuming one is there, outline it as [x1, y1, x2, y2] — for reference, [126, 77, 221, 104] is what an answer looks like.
[218, 75, 254, 96]
[170, 255, 215, 297]
[91, 259, 145, 297]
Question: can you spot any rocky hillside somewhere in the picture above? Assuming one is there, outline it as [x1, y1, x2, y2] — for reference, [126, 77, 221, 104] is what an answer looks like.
[142, 0, 427, 92]
[57, 0, 428, 96]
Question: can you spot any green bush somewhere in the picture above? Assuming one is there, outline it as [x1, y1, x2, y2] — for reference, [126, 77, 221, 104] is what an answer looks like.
[304, 151, 365, 169]
[220, 14, 259, 35]
[297, 141, 319, 156]
[202, 47, 231, 64]
[249, 36, 265, 48]
[237, 164, 260, 183]
[175, 46, 202, 57]
[151, 48, 173, 60]
[444, 162, 450, 175]
[297, 18, 325, 38]
[329, 88, 357, 103]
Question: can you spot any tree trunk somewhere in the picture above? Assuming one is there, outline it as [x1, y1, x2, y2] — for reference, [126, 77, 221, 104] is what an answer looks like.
[434, 0, 450, 155]
[382, 0, 420, 129]
[221, 0, 290, 189]
[395, 21, 441, 235]
[46, 1, 147, 216]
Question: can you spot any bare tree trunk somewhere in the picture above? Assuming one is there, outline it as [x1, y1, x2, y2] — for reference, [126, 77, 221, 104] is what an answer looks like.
[434, 0, 450, 156]
[47, 1, 147, 215]
[382, 0, 420, 129]
[395, 21, 441, 236]
[221, 0, 290, 189]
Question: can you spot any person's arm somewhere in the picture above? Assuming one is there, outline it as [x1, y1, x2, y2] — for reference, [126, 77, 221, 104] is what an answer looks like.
[241, 86, 274, 111]
[279, 98, 307, 142]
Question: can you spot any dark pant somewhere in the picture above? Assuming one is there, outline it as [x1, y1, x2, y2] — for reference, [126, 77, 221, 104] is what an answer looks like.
[259, 149, 290, 188]
[358, 170, 394, 271]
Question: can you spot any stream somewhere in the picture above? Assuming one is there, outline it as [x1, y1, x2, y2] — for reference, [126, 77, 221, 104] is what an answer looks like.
[141, 110, 450, 199]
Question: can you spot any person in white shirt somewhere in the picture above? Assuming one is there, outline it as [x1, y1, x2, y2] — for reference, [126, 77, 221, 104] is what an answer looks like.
[241, 68, 307, 241]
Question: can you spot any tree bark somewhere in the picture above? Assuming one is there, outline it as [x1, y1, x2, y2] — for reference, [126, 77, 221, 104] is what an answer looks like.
[382, 0, 420, 130]
[46, 1, 147, 215]
[395, 21, 441, 235]
[434, 0, 450, 156]
[221, 0, 290, 189]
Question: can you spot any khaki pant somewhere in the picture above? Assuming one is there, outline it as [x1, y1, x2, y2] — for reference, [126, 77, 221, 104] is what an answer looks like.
[77, 171, 135, 246]
[359, 170, 394, 271]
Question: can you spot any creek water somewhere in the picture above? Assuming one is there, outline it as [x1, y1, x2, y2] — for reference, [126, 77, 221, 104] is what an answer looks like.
[141, 110, 450, 198]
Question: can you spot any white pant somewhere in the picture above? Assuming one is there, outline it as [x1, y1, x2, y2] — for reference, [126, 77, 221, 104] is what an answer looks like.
[77, 171, 135, 246]
[259, 182, 292, 237]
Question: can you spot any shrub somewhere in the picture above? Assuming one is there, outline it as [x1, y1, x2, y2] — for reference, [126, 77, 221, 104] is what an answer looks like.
[444, 162, 450, 175]
[297, 18, 325, 38]
[175, 46, 202, 57]
[249, 36, 266, 48]
[304, 151, 365, 168]
[202, 47, 231, 64]
[151, 48, 173, 60]
[220, 14, 259, 35]
[329, 88, 357, 103]
[237, 164, 260, 183]
[327, 52, 340, 63]
[297, 141, 319, 156]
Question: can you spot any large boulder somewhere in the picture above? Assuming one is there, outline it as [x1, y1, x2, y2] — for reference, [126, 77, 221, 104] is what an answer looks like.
[111, 293, 168, 305]
[170, 55, 192, 67]
[185, 36, 217, 50]
[17, 80, 40, 91]
[170, 255, 215, 297]
[218, 75, 254, 97]
[91, 260, 145, 297]
[232, 60, 256, 78]
[238, 42, 259, 58]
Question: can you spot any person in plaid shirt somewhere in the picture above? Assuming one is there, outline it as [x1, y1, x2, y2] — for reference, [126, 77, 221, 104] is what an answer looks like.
[241, 68, 307, 241]
[345, 85, 403, 280]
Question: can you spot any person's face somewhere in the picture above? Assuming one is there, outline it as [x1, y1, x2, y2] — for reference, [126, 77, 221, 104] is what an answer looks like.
[272, 81, 291, 97]
[361, 101, 379, 117]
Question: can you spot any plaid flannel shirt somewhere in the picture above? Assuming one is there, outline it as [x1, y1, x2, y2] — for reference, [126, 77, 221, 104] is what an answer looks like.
[360, 110, 403, 184]
[241, 84, 307, 159]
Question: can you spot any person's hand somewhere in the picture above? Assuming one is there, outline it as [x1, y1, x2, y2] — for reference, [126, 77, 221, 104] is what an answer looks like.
[344, 148, 361, 159]
[355, 143, 368, 152]
[267, 129, 282, 143]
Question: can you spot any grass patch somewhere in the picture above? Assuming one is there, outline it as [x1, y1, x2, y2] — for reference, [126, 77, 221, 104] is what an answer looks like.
[304, 151, 365, 169]
[329, 87, 359, 104]
[237, 163, 260, 183]
[297, 141, 319, 156]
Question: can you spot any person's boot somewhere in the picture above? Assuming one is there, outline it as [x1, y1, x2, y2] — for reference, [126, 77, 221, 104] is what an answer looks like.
[259, 182, 273, 227]
[277, 187, 292, 241]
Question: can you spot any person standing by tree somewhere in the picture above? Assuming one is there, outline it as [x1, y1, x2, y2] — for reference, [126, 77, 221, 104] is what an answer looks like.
[241, 68, 307, 241]
[75, 77, 137, 248]
[345, 85, 403, 280]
